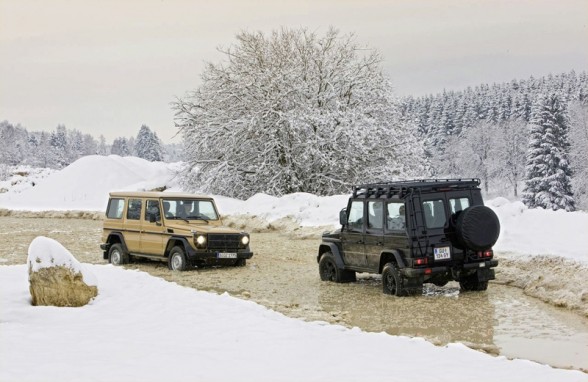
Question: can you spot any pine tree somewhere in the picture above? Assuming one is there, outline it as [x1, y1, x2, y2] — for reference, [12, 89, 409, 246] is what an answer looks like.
[49, 125, 69, 168]
[134, 125, 163, 162]
[97, 135, 108, 155]
[522, 93, 575, 211]
[111, 137, 131, 156]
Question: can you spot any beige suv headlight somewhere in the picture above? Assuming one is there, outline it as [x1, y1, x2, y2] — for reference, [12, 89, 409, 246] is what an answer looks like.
[194, 234, 207, 249]
[240, 234, 250, 248]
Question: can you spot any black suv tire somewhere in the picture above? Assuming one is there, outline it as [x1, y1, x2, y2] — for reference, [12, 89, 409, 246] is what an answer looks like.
[319, 252, 356, 283]
[460, 273, 489, 291]
[382, 263, 407, 296]
[456, 205, 500, 251]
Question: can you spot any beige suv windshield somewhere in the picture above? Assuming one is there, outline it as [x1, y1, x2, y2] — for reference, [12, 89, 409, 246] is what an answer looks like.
[163, 199, 219, 221]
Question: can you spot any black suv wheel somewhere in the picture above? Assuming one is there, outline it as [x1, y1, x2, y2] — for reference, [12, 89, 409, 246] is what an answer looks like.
[319, 252, 356, 283]
[382, 263, 406, 296]
[460, 273, 489, 291]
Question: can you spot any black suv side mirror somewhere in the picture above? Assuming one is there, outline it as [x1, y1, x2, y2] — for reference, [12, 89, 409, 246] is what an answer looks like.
[339, 208, 347, 226]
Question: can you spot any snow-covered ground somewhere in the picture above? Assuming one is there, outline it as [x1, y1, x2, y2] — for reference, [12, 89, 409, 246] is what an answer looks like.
[1, 155, 587, 381]
[1, 253, 586, 381]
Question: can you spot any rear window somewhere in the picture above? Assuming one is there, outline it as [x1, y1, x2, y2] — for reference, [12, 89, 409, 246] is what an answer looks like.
[423, 199, 446, 229]
[449, 197, 470, 214]
[106, 198, 125, 219]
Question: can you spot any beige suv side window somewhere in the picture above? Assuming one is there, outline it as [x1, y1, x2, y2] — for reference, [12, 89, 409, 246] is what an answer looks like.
[106, 198, 125, 219]
[144, 200, 161, 222]
[127, 199, 142, 220]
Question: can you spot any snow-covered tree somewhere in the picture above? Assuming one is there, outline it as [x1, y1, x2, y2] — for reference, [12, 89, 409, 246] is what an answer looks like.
[495, 120, 528, 197]
[134, 125, 163, 162]
[81, 133, 98, 155]
[568, 101, 588, 209]
[67, 129, 84, 163]
[49, 125, 69, 168]
[435, 120, 499, 193]
[111, 137, 131, 156]
[0, 121, 29, 165]
[173, 27, 428, 198]
[97, 135, 108, 156]
[163, 143, 184, 162]
[35, 132, 52, 168]
[522, 93, 575, 211]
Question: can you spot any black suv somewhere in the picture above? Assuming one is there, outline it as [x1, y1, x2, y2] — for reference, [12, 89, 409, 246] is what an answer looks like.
[317, 179, 500, 296]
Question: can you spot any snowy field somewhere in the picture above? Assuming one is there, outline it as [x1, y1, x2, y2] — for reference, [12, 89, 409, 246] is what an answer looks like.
[1, 155, 587, 381]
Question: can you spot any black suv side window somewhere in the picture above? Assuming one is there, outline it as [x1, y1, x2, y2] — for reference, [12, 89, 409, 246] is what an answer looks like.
[367, 201, 384, 230]
[106, 198, 125, 219]
[386, 202, 406, 231]
[127, 199, 142, 220]
[347, 201, 364, 231]
[423, 199, 446, 228]
[449, 197, 470, 214]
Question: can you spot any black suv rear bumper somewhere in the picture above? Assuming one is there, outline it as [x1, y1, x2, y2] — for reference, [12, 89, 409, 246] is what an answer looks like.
[401, 259, 498, 277]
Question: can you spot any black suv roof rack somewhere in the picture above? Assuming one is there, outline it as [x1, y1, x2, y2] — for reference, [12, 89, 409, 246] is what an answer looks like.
[352, 178, 481, 198]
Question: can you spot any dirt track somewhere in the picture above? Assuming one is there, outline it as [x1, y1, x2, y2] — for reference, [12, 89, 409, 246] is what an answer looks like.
[1, 214, 587, 371]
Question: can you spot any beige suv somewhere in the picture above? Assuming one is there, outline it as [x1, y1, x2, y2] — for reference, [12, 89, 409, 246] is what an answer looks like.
[100, 191, 252, 271]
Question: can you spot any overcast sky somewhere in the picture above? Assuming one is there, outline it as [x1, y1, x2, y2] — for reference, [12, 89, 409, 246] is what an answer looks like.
[1, 0, 587, 143]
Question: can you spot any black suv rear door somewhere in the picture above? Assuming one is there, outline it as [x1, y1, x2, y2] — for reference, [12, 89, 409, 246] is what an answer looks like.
[421, 197, 452, 264]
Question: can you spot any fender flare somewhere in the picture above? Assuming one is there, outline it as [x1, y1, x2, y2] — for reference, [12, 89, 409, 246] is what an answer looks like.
[317, 242, 346, 269]
[106, 232, 129, 253]
[379, 250, 406, 273]
[165, 236, 194, 257]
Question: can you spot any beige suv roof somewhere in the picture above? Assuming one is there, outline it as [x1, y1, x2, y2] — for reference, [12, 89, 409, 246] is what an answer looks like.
[109, 191, 213, 199]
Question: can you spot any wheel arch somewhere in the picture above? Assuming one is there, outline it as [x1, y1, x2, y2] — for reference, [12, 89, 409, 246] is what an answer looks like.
[379, 250, 406, 274]
[106, 232, 128, 253]
[317, 242, 345, 269]
[164, 236, 191, 258]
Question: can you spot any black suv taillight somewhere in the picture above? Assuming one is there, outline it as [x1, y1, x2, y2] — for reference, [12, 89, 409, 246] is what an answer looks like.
[477, 249, 493, 259]
[413, 257, 428, 266]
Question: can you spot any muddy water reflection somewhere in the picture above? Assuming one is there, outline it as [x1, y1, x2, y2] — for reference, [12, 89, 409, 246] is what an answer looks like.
[316, 276, 588, 370]
[317, 277, 496, 348]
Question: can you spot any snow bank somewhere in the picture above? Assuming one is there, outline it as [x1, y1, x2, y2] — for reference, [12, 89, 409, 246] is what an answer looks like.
[214, 192, 350, 227]
[488, 197, 588, 262]
[0, 155, 181, 211]
[1, 264, 586, 382]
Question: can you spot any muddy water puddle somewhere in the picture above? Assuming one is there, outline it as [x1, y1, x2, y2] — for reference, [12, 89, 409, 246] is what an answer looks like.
[1, 217, 587, 371]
